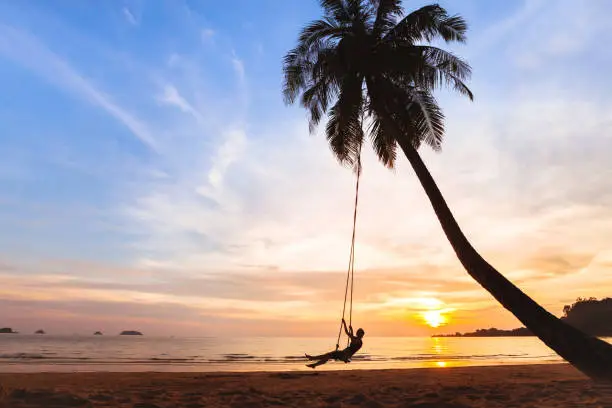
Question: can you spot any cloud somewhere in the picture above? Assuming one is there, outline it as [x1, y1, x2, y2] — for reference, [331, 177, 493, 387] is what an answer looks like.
[204, 129, 246, 190]
[505, 0, 612, 69]
[0, 24, 157, 150]
[122, 7, 138, 26]
[0, 257, 492, 335]
[0, 262, 475, 304]
[466, 0, 547, 59]
[156, 83, 203, 121]
[125, 80, 612, 275]
[231, 50, 245, 82]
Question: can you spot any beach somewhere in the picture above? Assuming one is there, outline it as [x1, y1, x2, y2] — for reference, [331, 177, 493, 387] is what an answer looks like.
[1, 364, 611, 407]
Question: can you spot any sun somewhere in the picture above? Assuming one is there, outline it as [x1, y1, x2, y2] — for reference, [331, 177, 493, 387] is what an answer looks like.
[422, 310, 448, 328]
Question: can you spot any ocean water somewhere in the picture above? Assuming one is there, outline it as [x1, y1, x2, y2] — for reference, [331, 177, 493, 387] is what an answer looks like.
[1, 335, 608, 373]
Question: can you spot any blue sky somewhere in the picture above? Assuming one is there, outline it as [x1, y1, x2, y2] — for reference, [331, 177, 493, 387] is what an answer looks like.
[1, 0, 612, 336]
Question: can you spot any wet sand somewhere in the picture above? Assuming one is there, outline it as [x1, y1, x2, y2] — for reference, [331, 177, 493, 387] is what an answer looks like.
[1, 363, 611, 407]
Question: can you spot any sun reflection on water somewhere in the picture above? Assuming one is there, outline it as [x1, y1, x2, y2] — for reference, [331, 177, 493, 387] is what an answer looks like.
[430, 337, 448, 367]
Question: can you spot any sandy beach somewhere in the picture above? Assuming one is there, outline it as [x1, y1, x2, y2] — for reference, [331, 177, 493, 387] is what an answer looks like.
[1, 364, 612, 407]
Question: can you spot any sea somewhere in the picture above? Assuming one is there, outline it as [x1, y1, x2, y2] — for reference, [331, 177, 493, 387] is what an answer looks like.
[1, 335, 609, 373]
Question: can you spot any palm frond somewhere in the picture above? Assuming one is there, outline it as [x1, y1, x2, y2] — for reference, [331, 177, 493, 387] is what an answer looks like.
[298, 18, 345, 50]
[282, 16, 348, 106]
[301, 77, 333, 133]
[320, 0, 351, 23]
[325, 74, 365, 167]
[283, 36, 341, 104]
[380, 44, 473, 100]
[385, 4, 467, 44]
[282, 48, 311, 104]
[364, 77, 398, 167]
[367, 75, 445, 153]
[436, 14, 468, 43]
[418, 46, 471, 80]
[285, 45, 343, 132]
[366, 113, 397, 167]
[345, 0, 374, 26]
[416, 46, 472, 100]
[408, 89, 445, 150]
[370, 0, 403, 38]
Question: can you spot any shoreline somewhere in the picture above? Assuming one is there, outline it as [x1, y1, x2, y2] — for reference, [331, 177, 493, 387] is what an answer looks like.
[2, 364, 612, 407]
[0, 359, 563, 374]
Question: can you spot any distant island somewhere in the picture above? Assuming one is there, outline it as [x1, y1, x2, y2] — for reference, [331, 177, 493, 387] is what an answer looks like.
[94, 331, 103, 335]
[120, 330, 143, 336]
[0, 327, 18, 334]
[434, 327, 532, 337]
[435, 297, 612, 337]
[35, 329, 45, 335]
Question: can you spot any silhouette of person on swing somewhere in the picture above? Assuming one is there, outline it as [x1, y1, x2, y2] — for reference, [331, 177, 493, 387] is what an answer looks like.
[305, 319, 365, 368]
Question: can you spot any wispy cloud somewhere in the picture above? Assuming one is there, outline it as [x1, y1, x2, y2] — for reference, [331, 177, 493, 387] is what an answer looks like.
[231, 50, 245, 83]
[506, 0, 611, 69]
[466, 0, 547, 58]
[0, 24, 158, 150]
[157, 83, 203, 122]
[204, 129, 246, 190]
[122, 7, 138, 26]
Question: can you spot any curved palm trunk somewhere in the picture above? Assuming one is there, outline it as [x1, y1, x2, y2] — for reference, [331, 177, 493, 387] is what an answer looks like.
[398, 140, 612, 381]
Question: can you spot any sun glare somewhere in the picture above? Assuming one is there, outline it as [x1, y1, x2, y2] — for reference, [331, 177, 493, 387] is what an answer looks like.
[422, 310, 447, 328]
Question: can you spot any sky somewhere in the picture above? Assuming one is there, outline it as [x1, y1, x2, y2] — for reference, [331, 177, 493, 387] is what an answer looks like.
[1, 0, 612, 337]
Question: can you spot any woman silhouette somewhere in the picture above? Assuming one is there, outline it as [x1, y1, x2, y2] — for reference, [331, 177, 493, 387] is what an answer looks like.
[305, 319, 365, 368]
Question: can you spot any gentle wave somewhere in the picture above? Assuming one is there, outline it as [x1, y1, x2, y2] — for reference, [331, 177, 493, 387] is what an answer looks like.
[0, 353, 47, 360]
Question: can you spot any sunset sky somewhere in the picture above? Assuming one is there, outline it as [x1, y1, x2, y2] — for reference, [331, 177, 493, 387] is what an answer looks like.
[1, 0, 612, 337]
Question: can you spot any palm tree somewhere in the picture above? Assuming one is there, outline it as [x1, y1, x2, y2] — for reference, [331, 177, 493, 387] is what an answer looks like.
[283, 0, 612, 381]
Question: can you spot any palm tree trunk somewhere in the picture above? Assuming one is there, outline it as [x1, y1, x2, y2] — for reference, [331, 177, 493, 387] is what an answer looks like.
[398, 139, 612, 381]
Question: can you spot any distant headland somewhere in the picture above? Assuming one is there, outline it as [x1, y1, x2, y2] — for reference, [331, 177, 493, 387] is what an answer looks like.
[120, 330, 143, 336]
[0, 327, 18, 334]
[434, 297, 612, 337]
[434, 327, 532, 337]
[94, 331, 103, 336]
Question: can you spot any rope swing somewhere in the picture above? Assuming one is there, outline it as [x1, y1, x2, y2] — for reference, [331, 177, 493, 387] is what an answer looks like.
[336, 144, 362, 350]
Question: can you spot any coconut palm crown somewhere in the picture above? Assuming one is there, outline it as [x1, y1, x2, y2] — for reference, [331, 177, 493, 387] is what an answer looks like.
[283, 0, 472, 169]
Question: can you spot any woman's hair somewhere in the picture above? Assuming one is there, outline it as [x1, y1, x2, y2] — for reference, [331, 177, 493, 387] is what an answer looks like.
[356, 328, 365, 337]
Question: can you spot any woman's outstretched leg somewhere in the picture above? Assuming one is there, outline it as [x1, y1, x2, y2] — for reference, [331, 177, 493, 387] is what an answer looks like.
[306, 358, 330, 368]
[305, 351, 334, 361]
[305, 350, 345, 368]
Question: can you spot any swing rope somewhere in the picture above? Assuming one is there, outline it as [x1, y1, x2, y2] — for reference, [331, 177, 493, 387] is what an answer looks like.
[336, 144, 362, 350]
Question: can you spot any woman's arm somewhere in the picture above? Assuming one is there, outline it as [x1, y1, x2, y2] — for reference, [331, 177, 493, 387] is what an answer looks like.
[342, 319, 353, 337]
